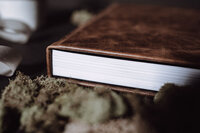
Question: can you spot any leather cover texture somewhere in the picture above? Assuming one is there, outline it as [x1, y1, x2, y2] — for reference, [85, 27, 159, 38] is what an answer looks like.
[47, 3, 200, 95]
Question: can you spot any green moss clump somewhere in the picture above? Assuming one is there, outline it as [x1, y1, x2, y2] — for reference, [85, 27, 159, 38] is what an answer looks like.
[48, 87, 127, 124]
[111, 92, 127, 116]
[2, 72, 39, 110]
[20, 105, 44, 133]
[20, 105, 67, 133]
[0, 72, 128, 133]
[154, 83, 178, 105]
[1, 72, 198, 133]
[0, 101, 20, 133]
[34, 75, 74, 107]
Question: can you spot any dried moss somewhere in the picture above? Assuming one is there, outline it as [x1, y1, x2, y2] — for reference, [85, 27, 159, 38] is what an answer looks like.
[1, 72, 199, 133]
[110, 92, 127, 116]
[47, 86, 127, 124]
[20, 105, 44, 133]
[0, 72, 128, 133]
[133, 83, 200, 133]
[154, 83, 178, 105]
[20, 105, 67, 133]
[1, 72, 39, 110]
[0, 101, 20, 133]
[34, 75, 76, 107]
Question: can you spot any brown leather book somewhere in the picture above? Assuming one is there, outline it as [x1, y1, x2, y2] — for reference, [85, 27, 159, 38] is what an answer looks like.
[46, 4, 200, 96]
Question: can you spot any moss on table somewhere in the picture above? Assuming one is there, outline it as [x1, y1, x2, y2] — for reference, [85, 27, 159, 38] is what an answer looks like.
[0, 72, 199, 133]
[0, 72, 129, 133]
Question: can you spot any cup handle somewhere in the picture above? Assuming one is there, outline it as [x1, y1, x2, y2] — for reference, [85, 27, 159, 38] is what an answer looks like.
[0, 19, 32, 44]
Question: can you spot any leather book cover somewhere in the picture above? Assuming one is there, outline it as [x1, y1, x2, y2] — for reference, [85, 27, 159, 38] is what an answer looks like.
[46, 3, 200, 95]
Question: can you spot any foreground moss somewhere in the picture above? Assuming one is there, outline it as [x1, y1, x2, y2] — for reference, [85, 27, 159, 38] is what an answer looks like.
[1, 72, 197, 133]
[48, 87, 127, 124]
[0, 73, 128, 133]
[2, 73, 39, 110]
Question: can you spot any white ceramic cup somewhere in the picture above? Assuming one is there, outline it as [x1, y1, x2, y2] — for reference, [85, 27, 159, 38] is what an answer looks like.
[0, 0, 45, 31]
[0, 45, 22, 77]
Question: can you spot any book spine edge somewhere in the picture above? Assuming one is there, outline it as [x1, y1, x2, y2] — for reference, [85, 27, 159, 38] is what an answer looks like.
[46, 46, 52, 77]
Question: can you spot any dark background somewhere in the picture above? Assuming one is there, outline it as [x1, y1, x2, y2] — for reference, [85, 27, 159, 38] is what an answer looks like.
[49, 0, 200, 9]
[0, 0, 200, 91]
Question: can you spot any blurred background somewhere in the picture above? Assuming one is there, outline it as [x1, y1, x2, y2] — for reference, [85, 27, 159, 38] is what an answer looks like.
[0, 0, 200, 89]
